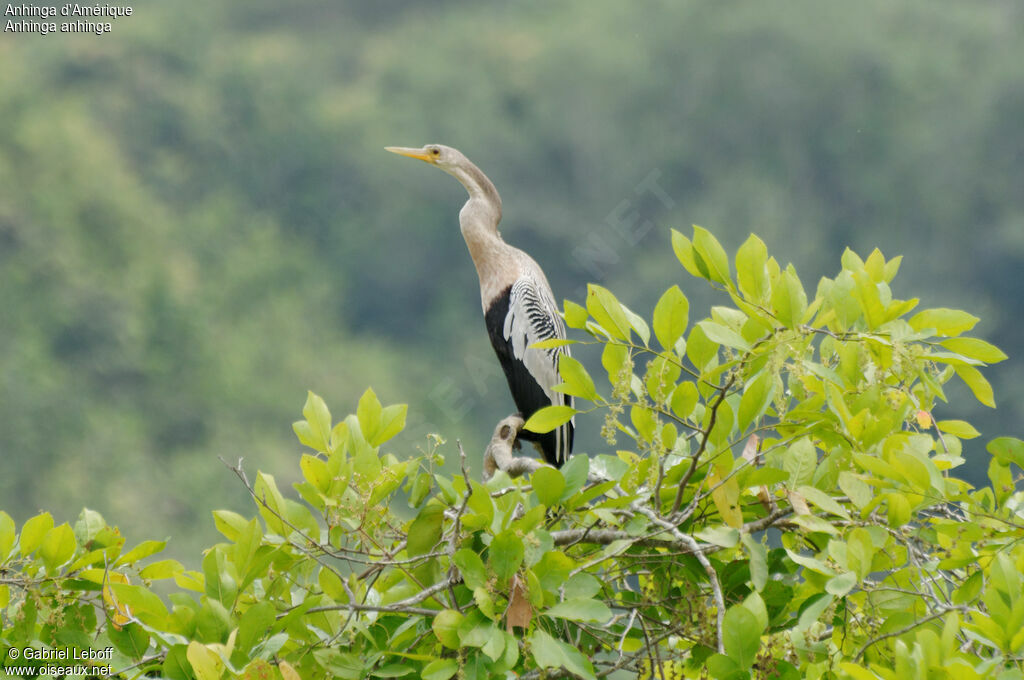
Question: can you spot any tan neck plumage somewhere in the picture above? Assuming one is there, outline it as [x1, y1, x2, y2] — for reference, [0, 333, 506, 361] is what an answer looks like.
[449, 162, 521, 308]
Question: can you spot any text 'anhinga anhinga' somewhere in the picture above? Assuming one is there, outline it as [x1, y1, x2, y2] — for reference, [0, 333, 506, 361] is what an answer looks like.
[385, 144, 573, 467]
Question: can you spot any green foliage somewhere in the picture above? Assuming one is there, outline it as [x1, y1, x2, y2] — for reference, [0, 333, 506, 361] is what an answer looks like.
[3, 0, 1024, 561]
[2, 230, 1022, 679]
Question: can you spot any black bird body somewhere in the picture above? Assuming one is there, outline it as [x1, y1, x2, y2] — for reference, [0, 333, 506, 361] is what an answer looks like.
[385, 143, 574, 466]
[484, 282, 574, 465]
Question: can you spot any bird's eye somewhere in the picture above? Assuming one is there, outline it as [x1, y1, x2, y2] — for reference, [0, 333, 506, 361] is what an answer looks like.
[431, 148, 441, 156]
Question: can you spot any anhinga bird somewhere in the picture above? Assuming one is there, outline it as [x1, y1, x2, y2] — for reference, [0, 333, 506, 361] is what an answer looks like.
[385, 144, 573, 467]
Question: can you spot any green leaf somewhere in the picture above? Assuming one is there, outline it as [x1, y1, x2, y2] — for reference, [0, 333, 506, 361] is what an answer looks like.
[723, 604, 763, 670]
[797, 593, 834, 630]
[736, 234, 770, 301]
[530, 629, 596, 680]
[0, 511, 16, 560]
[212, 510, 249, 542]
[490, 529, 525, 581]
[372, 403, 407, 446]
[432, 609, 464, 650]
[621, 303, 651, 345]
[462, 481, 495, 530]
[19, 512, 54, 557]
[692, 225, 732, 286]
[531, 338, 576, 349]
[706, 654, 743, 680]
[783, 438, 817, 486]
[953, 570, 984, 605]
[557, 354, 598, 401]
[771, 266, 808, 329]
[988, 437, 1024, 469]
[319, 566, 346, 601]
[234, 601, 276, 659]
[909, 308, 980, 336]
[532, 467, 566, 507]
[698, 320, 751, 352]
[696, 525, 740, 548]
[454, 549, 488, 590]
[630, 405, 657, 442]
[671, 229, 702, 278]
[39, 523, 76, 571]
[838, 472, 873, 509]
[373, 665, 415, 677]
[407, 504, 445, 557]
[546, 598, 612, 623]
[253, 472, 288, 535]
[737, 370, 774, 431]
[140, 559, 185, 580]
[560, 454, 591, 500]
[742, 533, 768, 592]
[796, 486, 851, 520]
[936, 419, 980, 439]
[670, 382, 699, 419]
[586, 284, 632, 340]
[954, 364, 996, 407]
[523, 405, 577, 434]
[563, 573, 602, 600]
[73, 508, 106, 545]
[652, 285, 689, 350]
[825, 572, 858, 597]
[300, 454, 332, 493]
[940, 337, 1008, 363]
[563, 300, 588, 329]
[110, 582, 171, 625]
[117, 539, 168, 566]
[421, 659, 458, 680]
[357, 387, 384, 444]
[301, 390, 333, 451]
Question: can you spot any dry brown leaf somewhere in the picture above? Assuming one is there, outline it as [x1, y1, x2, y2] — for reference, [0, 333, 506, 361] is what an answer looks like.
[788, 490, 811, 515]
[742, 434, 761, 464]
[505, 573, 532, 632]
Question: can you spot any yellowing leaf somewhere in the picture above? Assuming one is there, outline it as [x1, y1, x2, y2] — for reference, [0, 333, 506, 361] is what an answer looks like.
[557, 354, 598, 401]
[708, 471, 742, 528]
[301, 390, 332, 451]
[187, 641, 225, 680]
[954, 364, 996, 408]
[19, 512, 54, 557]
[940, 337, 1007, 364]
[697, 320, 751, 352]
[652, 285, 689, 350]
[563, 300, 588, 329]
[671, 229, 702, 279]
[909, 308, 980, 337]
[936, 419, 980, 439]
[586, 284, 632, 340]
[278, 661, 301, 680]
[692, 225, 732, 286]
[523, 405, 577, 434]
[736, 234, 770, 302]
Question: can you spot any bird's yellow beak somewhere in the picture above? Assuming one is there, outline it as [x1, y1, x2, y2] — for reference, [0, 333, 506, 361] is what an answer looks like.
[385, 146, 436, 164]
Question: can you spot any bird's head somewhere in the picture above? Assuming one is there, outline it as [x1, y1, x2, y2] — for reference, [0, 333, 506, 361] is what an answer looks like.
[385, 143, 500, 213]
[385, 144, 465, 174]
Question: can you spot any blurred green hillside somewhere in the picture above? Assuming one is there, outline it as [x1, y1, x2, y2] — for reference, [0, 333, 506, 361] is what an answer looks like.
[1, 0, 1022, 559]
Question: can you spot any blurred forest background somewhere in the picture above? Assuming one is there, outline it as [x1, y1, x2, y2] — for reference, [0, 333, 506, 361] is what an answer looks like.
[1, 0, 1022, 561]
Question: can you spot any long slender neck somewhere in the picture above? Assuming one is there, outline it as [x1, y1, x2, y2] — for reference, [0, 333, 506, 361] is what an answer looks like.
[448, 160, 513, 301]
